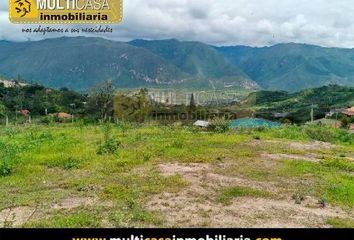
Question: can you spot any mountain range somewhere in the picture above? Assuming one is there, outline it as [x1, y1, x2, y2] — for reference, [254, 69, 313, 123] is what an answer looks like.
[217, 43, 354, 91]
[0, 37, 354, 92]
[0, 37, 256, 91]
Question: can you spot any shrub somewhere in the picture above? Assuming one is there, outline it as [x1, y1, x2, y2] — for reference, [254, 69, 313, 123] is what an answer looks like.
[97, 138, 121, 155]
[40, 116, 53, 124]
[303, 125, 336, 142]
[116, 120, 130, 136]
[97, 124, 120, 155]
[0, 141, 18, 177]
[302, 125, 354, 144]
[0, 161, 12, 177]
[46, 155, 82, 170]
[266, 125, 307, 140]
[207, 118, 230, 133]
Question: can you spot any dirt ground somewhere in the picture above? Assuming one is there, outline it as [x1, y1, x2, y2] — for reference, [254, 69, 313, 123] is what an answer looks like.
[145, 140, 353, 228]
[146, 162, 350, 228]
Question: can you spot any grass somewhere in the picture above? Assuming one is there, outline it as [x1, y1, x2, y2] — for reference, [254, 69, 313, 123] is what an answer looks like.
[259, 125, 354, 145]
[0, 123, 353, 227]
[218, 186, 272, 205]
[326, 217, 354, 228]
[26, 210, 102, 228]
[278, 159, 354, 207]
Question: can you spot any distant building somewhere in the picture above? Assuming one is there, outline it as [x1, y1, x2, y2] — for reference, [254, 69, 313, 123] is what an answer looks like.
[348, 124, 354, 133]
[193, 120, 209, 128]
[0, 79, 28, 88]
[342, 107, 354, 117]
[19, 109, 30, 117]
[326, 109, 345, 118]
[272, 112, 289, 118]
[49, 112, 72, 120]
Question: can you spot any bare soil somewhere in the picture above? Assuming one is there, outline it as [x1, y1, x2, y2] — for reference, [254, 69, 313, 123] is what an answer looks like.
[146, 161, 352, 227]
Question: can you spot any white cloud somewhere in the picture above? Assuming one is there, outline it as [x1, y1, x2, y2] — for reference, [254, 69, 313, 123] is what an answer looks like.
[1, 0, 354, 47]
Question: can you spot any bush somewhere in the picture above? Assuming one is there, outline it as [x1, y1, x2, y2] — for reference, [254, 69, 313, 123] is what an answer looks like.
[97, 124, 121, 155]
[116, 120, 131, 136]
[97, 138, 121, 155]
[0, 161, 12, 177]
[207, 118, 230, 133]
[45, 155, 82, 170]
[303, 125, 336, 143]
[40, 116, 53, 124]
[302, 125, 354, 144]
[0, 141, 18, 177]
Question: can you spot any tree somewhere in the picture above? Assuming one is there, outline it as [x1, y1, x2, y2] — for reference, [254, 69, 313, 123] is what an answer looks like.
[87, 80, 115, 122]
[113, 88, 151, 122]
[0, 103, 6, 117]
[135, 88, 150, 122]
[189, 93, 196, 113]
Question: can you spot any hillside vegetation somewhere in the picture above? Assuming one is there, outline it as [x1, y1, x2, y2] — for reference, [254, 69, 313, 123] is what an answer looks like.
[3, 38, 354, 91]
[235, 85, 354, 123]
[218, 43, 354, 91]
[0, 38, 256, 91]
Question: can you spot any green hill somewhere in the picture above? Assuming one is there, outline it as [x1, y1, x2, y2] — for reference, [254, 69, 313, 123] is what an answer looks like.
[2, 37, 354, 92]
[128, 39, 256, 89]
[0, 37, 191, 91]
[218, 43, 354, 91]
[238, 85, 354, 123]
[0, 37, 257, 91]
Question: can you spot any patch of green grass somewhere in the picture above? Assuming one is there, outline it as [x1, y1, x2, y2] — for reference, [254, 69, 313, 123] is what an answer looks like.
[326, 217, 354, 228]
[109, 205, 163, 227]
[259, 125, 354, 145]
[323, 174, 354, 207]
[26, 210, 101, 228]
[321, 158, 354, 172]
[279, 160, 354, 208]
[278, 160, 319, 177]
[44, 155, 84, 170]
[218, 186, 272, 204]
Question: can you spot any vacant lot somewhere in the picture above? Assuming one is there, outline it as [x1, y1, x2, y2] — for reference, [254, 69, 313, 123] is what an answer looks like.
[0, 123, 353, 228]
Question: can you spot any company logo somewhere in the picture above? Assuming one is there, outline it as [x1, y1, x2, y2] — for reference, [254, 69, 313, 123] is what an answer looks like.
[9, 0, 123, 24]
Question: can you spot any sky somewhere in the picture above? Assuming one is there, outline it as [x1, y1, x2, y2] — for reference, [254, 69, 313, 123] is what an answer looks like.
[1, 0, 354, 48]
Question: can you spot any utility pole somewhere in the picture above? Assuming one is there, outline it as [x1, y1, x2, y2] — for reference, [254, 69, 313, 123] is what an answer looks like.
[5, 115, 8, 126]
[311, 104, 314, 123]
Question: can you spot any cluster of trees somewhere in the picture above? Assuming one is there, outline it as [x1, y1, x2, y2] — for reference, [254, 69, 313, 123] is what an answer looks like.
[0, 83, 87, 119]
[113, 89, 151, 122]
[0, 79, 233, 125]
[242, 85, 354, 124]
[0, 80, 153, 124]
